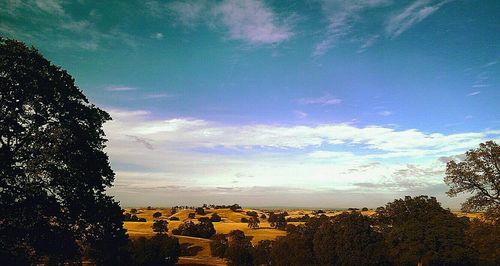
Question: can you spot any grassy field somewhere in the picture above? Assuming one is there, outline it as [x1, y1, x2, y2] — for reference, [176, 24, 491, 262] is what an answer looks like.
[124, 207, 483, 265]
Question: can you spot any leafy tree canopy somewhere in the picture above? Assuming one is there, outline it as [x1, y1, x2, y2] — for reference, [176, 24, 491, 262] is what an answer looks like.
[0, 37, 129, 264]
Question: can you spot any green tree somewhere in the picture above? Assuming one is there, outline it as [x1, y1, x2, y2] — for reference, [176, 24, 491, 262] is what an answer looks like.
[247, 216, 260, 229]
[0, 38, 129, 264]
[376, 196, 473, 266]
[444, 141, 500, 222]
[210, 234, 228, 258]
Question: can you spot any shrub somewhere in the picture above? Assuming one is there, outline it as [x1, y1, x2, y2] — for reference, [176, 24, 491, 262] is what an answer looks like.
[169, 217, 180, 221]
[240, 217, 249, 223]
[210, 213, 222, 222]
[195, 207, 205, 215]
[153, 212, 162, 219]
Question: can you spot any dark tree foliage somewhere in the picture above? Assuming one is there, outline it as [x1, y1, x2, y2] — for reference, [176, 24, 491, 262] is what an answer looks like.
[0, 38, 129, 264]
[252, 240, 273, 266]
[169, 216, 180, 221]
[210, 212, 222, 222]
[271, 233, 315, 266]
[246, 211, 258, 217]
[467, 218, 500, 266]
[172, 219, 216, 239]
[188, 212, 196, 219]
[130, 235, 180, 266]
[195, 207, 205, 215]
[153, 211, 162, 219]
[210, 234, 228, 258]
[229, 204, 242, 212]
[225, 230, 253, 266]
[248, 217, 260, 229]
[445, 141, 500, 222]
[313, 212, 389, 266]
[268, 213, 287, 230]
[260, 213, 267, 219]
[152, 220, 168, 235]
[241, 217, 249, 223]
[376, 196, 474, 266]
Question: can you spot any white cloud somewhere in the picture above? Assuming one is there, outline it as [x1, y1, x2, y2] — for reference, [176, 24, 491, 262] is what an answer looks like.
[105, 86, 138, 92]
[102, 108, 498, 207]
[294, 110, 308, 119]
[467, 91, 480, 96]
[162, 0, 294, 45]
[214, 0, 294, 44]
[152, 32, 164, 39]
[297, 94, 342, 105]
[378, 110, 393, 116]
[386, 0, 450, 38]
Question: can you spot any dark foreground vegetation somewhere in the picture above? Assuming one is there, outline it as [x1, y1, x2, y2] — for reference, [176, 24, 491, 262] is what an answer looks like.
[1, 38, 498, 265]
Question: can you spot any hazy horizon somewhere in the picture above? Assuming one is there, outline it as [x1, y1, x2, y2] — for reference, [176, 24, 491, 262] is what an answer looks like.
[2, 0, 498, 208]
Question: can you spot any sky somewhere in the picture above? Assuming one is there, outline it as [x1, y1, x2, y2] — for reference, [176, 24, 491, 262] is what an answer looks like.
[1, 0, 499, 208]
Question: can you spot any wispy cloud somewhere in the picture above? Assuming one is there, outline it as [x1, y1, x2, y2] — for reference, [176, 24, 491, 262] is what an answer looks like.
[160, 0, 294, 45]
[214, 0, 294, 44]
[293, 110, 308, 119]
[297, 94, 342, 105]
[467, 91, 480, 96]
[152, 32, 164, 40]
[378, 110, 393, 116]
[386, 0, 450, 38]
[105, 86, 138, 92]
[314, 0, 390, 56]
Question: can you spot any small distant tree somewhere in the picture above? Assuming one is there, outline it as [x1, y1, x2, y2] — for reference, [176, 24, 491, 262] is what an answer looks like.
[445, 141, 500, 222]
[268, 213, 287, 230]
[130, 209, 138, 215]
[362, 207, 369, 211]
[246, 211, 258, 217]
[210, 213, 222, 222]
[195, 207, 205, 215]
[170, 207, 177, 215]
[230, 204, 242, 212]
[260, 213, 267, 219]
[248, 217, 260, 229]
[169, 217, 180, 221]
[188, 213, 195, 219]
[152, 220, 169, 235]
[153, 212, 162, 219]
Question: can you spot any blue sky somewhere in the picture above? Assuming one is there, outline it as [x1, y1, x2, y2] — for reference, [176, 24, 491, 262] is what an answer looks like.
[1, 0, 499, 208]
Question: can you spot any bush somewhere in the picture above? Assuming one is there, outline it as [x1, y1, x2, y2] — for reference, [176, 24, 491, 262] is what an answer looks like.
[362, 207, 369, 211]
[169, 217, 180, 221]
[195, 207, 205, 215]
[153, 212, 162, 219]
[130, 235, 180, 266]
[240, 217, 249, 223]
[246, 211, 258, 217]
[188, 213, 195, 219]
[210, 213, 222, 222]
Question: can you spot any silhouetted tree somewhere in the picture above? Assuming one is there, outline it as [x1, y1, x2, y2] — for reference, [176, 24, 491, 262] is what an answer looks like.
[248, 216, 260, 229]
[130, 235, 180, 266]
[130, 209, 138, 215]
[210, 234, 229, 258]
[268, 213, 287, 230]
[172, 219, 215, 239]
[210, 213, 222, 222]
[195, 207, 205, 215]
[153, 212, 162, 219]
[467, 218, 500, 265]
[188, 213, 195, 219]
[241, 217, 249, 223]
[0, 38, 129, 265]
[253, 240, 273, 266]
[313, 212, 389, 266]
[376, 196, 473, 266]
[152, 220, 168, 235]
[445, 141, 500, 222]
[225, 230, 253, 266]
